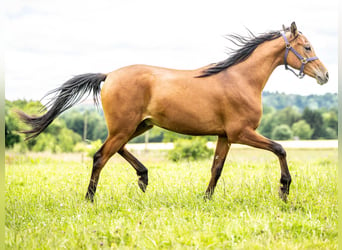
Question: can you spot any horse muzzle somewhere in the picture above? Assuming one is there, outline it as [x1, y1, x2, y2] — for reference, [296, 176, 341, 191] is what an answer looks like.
[315, 69, 329, 85]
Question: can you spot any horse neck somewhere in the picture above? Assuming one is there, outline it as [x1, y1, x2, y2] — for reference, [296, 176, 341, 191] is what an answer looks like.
[232, 37, 285, 92]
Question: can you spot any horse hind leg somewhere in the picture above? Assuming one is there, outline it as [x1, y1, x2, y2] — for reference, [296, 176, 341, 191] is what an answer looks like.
[85, 133, 130, 202]
[85, 121, 152, 202]
[118, 148, 149, 192]
[118, 121, 153, 192]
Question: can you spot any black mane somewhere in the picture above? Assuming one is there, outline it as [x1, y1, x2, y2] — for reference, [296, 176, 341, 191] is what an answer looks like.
[197, 30, 282, 77]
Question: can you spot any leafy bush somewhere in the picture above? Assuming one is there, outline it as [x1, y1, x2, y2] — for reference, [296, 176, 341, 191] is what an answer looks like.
[12, 141, 28, 154]
[86, 140, 103, 158]
[29, 127, 81, 153]
[168, 137, 213, 162]
[271, 124, 293, 140]
[32, 134, 57, 152]
[292, 120, 313, 140]
[73, 142, 89, 153]
[324, 127, 337, 139]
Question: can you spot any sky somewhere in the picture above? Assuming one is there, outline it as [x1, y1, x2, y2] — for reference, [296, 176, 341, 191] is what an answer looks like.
[4, 0, 338, 101]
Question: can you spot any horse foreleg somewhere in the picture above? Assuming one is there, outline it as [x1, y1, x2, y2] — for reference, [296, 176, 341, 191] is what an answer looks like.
[205, 136, 230, 199]
[85, 134, 128, 202]
[237, 128, 291, 202]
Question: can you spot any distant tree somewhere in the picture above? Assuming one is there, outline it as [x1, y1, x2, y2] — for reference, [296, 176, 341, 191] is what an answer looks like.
[258, 106, 299, 138]
[5, 101, 21, 148]
[291, 120, 313, 140]
[62, 111, 84, 136]
[168, 137, 213, 162]
[302, 108, 325, 139]
[5, 99, 82, 152]
[163, 130, 193, 142]
[271, 124, 293, 140]
[148, 127, 165, 142]
[5, 122, 20, 148]
[324, 127, 337, 139]
[61, 110, 107, 142]
[30, 120, 82, 152]
[262, 91, 337, 111]
[275, 107, 301, 126]
[322, 109, 338, 135]
[32, 133, 56, 152]
[262, 105, 275, 115]
[57, 128, 82, 152]
[92, 122, 108, 142]
[86, 111, 107, 141]
[322, 109, 338, 139]
[258, 113, 277, 138]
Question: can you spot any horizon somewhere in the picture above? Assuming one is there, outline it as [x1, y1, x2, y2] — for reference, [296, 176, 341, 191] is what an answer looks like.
[6, 91, 338, 111]
[6, 90, 338, 102]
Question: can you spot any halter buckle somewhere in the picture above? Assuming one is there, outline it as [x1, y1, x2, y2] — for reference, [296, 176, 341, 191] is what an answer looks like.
[301, 58, 308, 64]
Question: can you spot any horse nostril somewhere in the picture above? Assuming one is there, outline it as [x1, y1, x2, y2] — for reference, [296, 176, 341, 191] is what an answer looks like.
[325, 72, 329, 79]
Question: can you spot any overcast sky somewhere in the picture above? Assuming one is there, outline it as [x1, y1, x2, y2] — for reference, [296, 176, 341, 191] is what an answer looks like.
[4, 0, 338, 101]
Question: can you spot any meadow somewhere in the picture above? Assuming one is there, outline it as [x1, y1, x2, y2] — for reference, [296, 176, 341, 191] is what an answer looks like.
[5, 147, 337, 249]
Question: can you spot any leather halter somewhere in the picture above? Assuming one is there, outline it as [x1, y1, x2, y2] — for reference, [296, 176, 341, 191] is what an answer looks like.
[281, 32, 318, 79]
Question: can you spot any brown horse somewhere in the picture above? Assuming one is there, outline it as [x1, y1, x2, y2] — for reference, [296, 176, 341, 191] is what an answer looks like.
[19, 22, 328, 202]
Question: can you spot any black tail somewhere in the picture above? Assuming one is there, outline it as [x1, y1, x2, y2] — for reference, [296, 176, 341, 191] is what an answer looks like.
[18, 73, 107, 140]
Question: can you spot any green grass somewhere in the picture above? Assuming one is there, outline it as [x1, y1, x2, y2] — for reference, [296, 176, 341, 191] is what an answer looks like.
[5, 148, 337, 249]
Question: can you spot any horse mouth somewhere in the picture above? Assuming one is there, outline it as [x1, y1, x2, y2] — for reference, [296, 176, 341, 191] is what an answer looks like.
[315, 71, 329, 85]
[316, 75, 328, 85]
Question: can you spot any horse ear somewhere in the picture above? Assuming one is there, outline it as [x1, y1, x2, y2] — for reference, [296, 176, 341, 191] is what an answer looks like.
[282, 24, 286, 32]
[290, 22, 298, 37]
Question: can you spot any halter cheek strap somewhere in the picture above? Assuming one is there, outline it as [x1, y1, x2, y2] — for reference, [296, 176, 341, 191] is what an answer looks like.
[281, 32, 318, 79]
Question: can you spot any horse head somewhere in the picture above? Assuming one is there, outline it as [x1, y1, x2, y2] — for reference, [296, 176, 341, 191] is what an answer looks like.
[281, 22, 329, 85]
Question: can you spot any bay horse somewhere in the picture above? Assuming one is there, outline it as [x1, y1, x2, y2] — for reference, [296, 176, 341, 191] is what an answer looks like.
[18, 22, 328, 202]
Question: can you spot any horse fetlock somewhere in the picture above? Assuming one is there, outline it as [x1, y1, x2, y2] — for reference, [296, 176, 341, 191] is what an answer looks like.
[280, 176, 291, 190]
[279, 176, 291, 202]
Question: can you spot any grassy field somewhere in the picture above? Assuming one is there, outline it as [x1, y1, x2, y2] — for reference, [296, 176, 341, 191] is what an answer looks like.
[5, 147, 337, 249]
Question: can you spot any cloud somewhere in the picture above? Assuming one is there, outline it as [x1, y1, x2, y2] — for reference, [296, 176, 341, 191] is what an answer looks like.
[4, 0, 338, 100]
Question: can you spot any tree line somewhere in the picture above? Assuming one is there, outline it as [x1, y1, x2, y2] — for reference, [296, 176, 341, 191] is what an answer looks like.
[5, 92, 338, 152]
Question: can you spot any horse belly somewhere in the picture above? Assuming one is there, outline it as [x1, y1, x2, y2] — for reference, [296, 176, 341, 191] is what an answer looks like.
[147, 98, 224, 136]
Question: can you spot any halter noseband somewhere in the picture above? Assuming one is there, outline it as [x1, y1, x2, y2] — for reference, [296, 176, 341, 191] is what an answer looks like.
[281, 32, 318, 79]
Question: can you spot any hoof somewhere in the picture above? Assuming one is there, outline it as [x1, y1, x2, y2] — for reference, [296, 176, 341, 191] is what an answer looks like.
[204, 190, 213, 201]
[279, 177, 291, 202]
[85, 193, 94, 203]
[278, 188, 288, 202]
[138, 179, 147, 192]
[138, 173, 148, 192]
